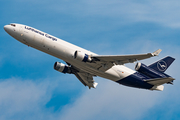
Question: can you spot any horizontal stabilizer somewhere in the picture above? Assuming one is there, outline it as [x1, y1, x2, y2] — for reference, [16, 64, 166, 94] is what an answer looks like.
[145, 77, 175, 86]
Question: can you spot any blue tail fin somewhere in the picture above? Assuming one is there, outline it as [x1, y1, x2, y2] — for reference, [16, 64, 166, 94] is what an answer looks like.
[148, 56, 175, 73]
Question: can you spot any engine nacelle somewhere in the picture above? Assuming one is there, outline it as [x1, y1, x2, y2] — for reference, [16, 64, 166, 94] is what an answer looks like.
[135, 62, 166, 78]
[74, 51, 92, 62]
[54, 62, 72, 74]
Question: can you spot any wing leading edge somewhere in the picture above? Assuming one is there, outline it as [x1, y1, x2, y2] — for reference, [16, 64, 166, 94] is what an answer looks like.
[89, 49, 162, 72]
[92, 49, 162, 65]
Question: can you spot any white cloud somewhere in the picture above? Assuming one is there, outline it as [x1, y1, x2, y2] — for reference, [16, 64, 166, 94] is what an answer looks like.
[0, 75, 85, 120]
[58, 78, 160, 120]
[0, 78, 54, 120]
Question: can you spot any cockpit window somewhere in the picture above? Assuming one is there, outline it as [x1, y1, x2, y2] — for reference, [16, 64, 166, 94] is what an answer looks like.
[10, 24, 16, 27]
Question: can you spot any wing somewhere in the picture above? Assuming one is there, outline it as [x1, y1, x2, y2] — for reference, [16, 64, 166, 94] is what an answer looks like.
[74, 72, 98, 89]
[92, 49, 162, 64]
[91, 49, 162, 71]
[70, 65, 98, 89]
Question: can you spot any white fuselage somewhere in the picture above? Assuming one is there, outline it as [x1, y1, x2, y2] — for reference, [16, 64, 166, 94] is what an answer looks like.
[4, 24, 135, 82]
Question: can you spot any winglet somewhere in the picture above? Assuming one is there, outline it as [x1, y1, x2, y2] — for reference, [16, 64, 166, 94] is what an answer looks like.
[152, 49, 162, 56]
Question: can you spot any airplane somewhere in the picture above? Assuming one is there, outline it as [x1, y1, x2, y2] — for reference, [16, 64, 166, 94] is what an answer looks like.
[4, 23, 175, 91]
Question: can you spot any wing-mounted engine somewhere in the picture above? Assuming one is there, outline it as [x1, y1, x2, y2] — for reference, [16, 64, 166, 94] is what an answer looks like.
[54, 62, 72, 74]
[74, 51, 92, 62]
[135, 62, 167, 78]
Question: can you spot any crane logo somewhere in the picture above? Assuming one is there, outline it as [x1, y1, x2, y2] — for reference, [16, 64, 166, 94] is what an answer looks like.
[157, 60, 167, 71]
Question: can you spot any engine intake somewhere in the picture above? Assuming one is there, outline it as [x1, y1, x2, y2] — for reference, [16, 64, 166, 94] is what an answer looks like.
[74, 51, 92, 62]
[54, 62, 72, 74]
[135, 62, 166, 78]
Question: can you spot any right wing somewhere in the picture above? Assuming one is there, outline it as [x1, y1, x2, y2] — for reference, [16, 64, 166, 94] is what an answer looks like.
[91, 49, 162, 71]
[92, 49, 162, 64]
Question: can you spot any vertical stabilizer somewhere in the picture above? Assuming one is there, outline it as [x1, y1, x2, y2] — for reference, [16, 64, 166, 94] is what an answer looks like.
[148, 56, 175, 73]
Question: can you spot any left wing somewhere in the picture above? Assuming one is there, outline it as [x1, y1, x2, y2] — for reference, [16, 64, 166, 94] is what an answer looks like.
[74, 72, 98, 89]
[91, 49, 162, 71]
[69, 65, 98, 89]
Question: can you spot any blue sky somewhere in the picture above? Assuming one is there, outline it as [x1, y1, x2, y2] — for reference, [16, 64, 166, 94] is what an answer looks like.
[0, 0, 180, 120]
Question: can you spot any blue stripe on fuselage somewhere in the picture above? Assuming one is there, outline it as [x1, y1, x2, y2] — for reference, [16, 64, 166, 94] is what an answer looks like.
[116, 72, 153, 89]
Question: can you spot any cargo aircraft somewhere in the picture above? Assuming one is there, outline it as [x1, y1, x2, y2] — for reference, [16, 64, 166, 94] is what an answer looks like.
[4, 23, 175, 91]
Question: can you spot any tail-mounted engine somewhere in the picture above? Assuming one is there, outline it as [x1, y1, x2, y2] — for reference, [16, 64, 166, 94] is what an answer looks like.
[54, 62, 72, 74]
[135, 62, 166, 78]
[74, 51, 92, 62]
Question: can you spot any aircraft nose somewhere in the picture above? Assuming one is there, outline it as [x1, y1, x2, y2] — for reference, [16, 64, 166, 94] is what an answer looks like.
[4, 25, 11, 33]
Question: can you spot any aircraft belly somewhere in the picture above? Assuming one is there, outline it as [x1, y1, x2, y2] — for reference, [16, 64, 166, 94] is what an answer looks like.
[116, 72, 153, 89]
[114, 66, 154, 89]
